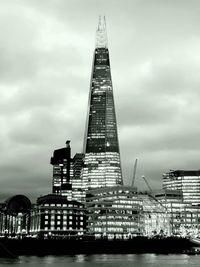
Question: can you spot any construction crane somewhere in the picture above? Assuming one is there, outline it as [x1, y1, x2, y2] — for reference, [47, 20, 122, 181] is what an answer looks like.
[131, 158, 138, 187]
[142, 175, 153, 192]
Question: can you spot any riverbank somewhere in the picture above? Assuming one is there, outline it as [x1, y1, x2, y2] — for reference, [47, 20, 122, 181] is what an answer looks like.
[0, 237, 193, 257]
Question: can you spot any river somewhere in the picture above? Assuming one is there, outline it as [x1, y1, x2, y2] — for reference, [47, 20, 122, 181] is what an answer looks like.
[0, 254, 199, 266]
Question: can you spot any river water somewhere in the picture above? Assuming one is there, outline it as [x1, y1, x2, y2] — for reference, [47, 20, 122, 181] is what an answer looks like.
[0, 254, 199, 266]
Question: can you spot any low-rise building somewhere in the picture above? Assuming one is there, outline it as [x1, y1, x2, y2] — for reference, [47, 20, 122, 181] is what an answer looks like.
[30, 194, 86, 238]
[0, 195, 31, 236]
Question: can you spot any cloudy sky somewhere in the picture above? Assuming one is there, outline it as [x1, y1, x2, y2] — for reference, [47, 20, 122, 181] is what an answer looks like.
[1, 0, 200, 201]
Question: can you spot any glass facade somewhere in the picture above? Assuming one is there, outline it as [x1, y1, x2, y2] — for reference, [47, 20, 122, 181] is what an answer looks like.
[86, 186, 142, 239]
[153, 189, 200, 236]
[163, 170, 200, 205]
[138, 193, 170, 237]
[83, 17, 122, 189]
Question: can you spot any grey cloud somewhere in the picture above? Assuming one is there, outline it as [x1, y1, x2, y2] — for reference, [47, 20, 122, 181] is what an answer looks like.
[1, 0, 200, 200]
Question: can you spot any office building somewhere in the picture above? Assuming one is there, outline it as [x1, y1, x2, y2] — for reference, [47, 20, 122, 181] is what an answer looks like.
[86, 186, 142, 239]
[82, 16, 123, 189]
[30, 194, 86, 238]
[154, 189, 200, 236]
[51, 140, 72, 197]
[50, 141, 85, 201]
[138, 193, 170, 236]
[163, 170, 200, 205]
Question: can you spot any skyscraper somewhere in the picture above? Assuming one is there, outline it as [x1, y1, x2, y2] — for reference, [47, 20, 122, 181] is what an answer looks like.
[82, 16, 123, 189]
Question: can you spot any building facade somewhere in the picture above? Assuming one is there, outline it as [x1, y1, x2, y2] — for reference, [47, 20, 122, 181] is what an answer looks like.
[86, 186, 171, 239]
[0, 195, 31, 237]
[86, 186, 142, 239]
[163, 170, 200, 205]
[30, 194, 86, 238]
[82, 16, 123, 190]
[154, 189, 200, 236]
[51, 140, 72, 197]
[138, 193, 170, 237]
[50, 141, 85, 201]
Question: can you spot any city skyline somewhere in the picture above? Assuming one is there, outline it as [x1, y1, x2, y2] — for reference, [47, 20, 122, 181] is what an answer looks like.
[1, 0, 200, 201]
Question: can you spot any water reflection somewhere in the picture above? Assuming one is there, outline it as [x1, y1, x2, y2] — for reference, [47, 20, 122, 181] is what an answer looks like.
[0, 254, 199, 266]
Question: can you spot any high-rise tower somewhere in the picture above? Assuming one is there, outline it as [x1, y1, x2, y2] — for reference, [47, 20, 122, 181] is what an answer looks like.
[82, 16, 123, 189]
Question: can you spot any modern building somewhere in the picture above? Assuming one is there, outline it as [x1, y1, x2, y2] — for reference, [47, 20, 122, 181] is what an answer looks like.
[51, 140, 72, 197]
[30, 194, 86, 238]
[86, 186, 172, 239]
[82, 16, 123, 190]
[50, 141, 85, 201]
[71, 153, 85, 201]
[163, 170, 200, 205]
[86, 186, 142, 239]
[138, 193, 170, 237]
[153, 189, 200, 236]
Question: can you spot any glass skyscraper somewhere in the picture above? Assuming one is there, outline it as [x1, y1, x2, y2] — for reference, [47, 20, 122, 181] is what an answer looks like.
[82, 16, 123, 189]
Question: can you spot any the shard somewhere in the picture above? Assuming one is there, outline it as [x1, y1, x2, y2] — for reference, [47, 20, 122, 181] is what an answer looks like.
[82, 16, 123, 189]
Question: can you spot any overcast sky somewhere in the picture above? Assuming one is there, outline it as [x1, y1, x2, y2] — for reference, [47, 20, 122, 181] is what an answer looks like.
[1, 0, 200, 202]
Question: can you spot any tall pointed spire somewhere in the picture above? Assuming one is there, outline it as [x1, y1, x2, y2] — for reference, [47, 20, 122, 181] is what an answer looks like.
[96, 15, 108, 48]
[82, 17, 123, 190]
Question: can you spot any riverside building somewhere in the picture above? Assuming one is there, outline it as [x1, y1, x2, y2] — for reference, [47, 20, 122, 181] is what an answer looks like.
[86, 186, 142, 239]
[153, 189, 200, 236]
[0, 195, 31, 236]
[30, 194, 86, 238]
[138, 193, 170, 236]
